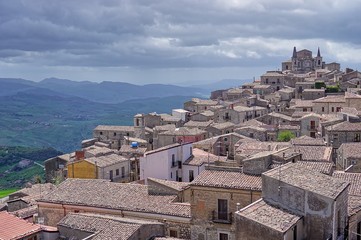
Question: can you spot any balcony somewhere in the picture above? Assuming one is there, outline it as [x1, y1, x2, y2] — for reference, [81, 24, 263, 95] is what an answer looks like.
[212, 210, 232, 224]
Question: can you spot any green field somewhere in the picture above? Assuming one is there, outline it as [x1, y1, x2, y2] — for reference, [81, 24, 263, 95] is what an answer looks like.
[0, 189, 18, 198]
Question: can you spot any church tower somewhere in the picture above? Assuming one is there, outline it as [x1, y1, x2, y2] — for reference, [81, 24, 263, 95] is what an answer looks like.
[291, 46, 298, 72]
[314, 47, 323, 69]
[134, 114, 145, 139]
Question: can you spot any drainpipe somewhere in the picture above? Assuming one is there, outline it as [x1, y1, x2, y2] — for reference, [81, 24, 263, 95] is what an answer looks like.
[332, 200, 336, 240]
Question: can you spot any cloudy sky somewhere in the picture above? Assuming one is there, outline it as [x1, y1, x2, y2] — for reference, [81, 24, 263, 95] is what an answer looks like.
[1, 0, 361, 85]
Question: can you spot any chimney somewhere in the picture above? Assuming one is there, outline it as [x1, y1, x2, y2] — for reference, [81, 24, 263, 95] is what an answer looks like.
[75, 150, 85, 160]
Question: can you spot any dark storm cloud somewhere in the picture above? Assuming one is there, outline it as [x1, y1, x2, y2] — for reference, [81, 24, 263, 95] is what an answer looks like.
[0, 0, 361, 75]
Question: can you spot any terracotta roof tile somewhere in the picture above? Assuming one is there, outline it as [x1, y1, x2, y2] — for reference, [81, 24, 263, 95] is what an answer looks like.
[266, 163, 349, 199]
[147, 178, 190, 191]
[326, 121, 361, 131]
[237, 199, 301, 232]
[184, 148, 226, 166]
[333, 171, 361, 196]
[191, 169, 262, 191]
[58, 213, 160, 240]
[0, 211, 42, 239]
[39, 179, 190, 218]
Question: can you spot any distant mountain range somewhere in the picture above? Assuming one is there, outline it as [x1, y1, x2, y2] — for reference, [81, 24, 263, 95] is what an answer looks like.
[0, 77, 211, 103]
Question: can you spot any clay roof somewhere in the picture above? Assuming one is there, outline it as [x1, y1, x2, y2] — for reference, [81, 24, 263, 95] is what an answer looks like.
[265, 163, 349, 199]
[161, 127, 206, 136]
[333, 171, 361, 196]
[58, 213, 160, 240]
[191, 169, 262, 191]
[209, 122, 235, 130]
[39, 179, 191, 218]
[294, 145, 332, 162]
[11, 205, 38, 219]
[262, 71, 284, 77]
[85, 154, 128, 168]
[291, 136, 326, 146]
[154, 124, 176, 132]
[199, 110, 215, 117]
[236, 141, 291, 156]
[184, 148, 226, 166]
[293, 161, 334, 175]
[94, 125, 135, 132]
[326, 121, 361, 131]
[144, 142, 191, 156]
[0, 211, 42, 239]
[313, 95, 345, 103]
[119, 145, 147, 156]
[348, 195, 361, 217]
[338, 143, 361, 159]
[9, 183, 56, 205]
[160, 114, 181, 122]
[184, 120, 213, 128]
[237, 199, 301, 233]
[147, 178, 190, 191]
[291, 100, 314, 108]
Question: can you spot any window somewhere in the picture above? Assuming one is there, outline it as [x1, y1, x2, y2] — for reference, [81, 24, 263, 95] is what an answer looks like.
[170, 229, 178, 238]
[265, 78, 268, 84]
[173, 137, 176, 143]
[293, 225, 297, 240]
[336, 107, 341, 112]
[171, 172, 173, 179]
[113, 132, 116, 136]
[121, 167, 125, 178]
[100, 131, 103, 135]
[249, 133, 254, 138]
[172, 154, 175, 167]
[322, 107, 325, 112]
[303, 108, 307, 112]
[189, 170, 194, 182]
[109, 170, 113, 181]
[136, 118, 140, 126]
[224, 137, 228, 142]
[357, 221, 361, 240]
[218, 199, 228, 220]
[332, 107, 334, 112]
[219, 233, 229, 240]
[355, 133, 361, 142]
[116, 169, 119, 176]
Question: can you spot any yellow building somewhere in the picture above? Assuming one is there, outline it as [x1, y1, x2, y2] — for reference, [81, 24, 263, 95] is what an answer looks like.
[67, 159, 97, 179]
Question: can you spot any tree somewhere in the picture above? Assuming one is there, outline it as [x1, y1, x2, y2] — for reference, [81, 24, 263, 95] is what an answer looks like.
[277, 130, 296, 142]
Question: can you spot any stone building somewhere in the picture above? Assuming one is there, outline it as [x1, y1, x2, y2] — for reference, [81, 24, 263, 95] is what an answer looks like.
[190, 110, 215, 122]
[333, 172, 361, 240]
[93, 125, 135, 149]
[214, 105, 267, 125]
[154, 127, 207, 149]
[189, 167, 262, 240]
[140, 142, 193, 182]
[184, 98, 218, 113]
[260, 71, 286, 91]
[302, 88, 325, 100]
[236, 162, 350, 240]
[38, 179, 191, 239]
[325, 121, 361, 149]
[282, 47, 323, 73]
[67, 153, 131, 182]
[336, 142, 361, 172]
[207, 122, 235, 137]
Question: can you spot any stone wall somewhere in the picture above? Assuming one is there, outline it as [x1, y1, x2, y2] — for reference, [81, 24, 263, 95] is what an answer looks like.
[190, 186, 261, 240]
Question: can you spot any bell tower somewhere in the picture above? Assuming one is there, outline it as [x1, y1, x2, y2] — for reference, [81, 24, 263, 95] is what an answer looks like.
[291, 46, 298, 71]
[314, 47, 323, 69]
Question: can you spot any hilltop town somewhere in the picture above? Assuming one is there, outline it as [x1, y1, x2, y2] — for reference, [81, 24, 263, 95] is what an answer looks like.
[2, 47, 361, 240]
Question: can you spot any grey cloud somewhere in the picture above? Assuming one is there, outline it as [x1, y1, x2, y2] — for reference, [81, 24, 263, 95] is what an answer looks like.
[0, 0, 360, 81]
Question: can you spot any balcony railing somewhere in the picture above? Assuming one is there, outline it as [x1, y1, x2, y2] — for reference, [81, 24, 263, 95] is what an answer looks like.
[212, 210, 232, 224]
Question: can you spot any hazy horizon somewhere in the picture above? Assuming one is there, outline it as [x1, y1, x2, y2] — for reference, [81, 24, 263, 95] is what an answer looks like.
[1, 1, 361, 85]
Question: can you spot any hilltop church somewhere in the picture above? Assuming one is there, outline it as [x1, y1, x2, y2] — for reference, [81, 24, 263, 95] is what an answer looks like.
[282, 47, 324, 73]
